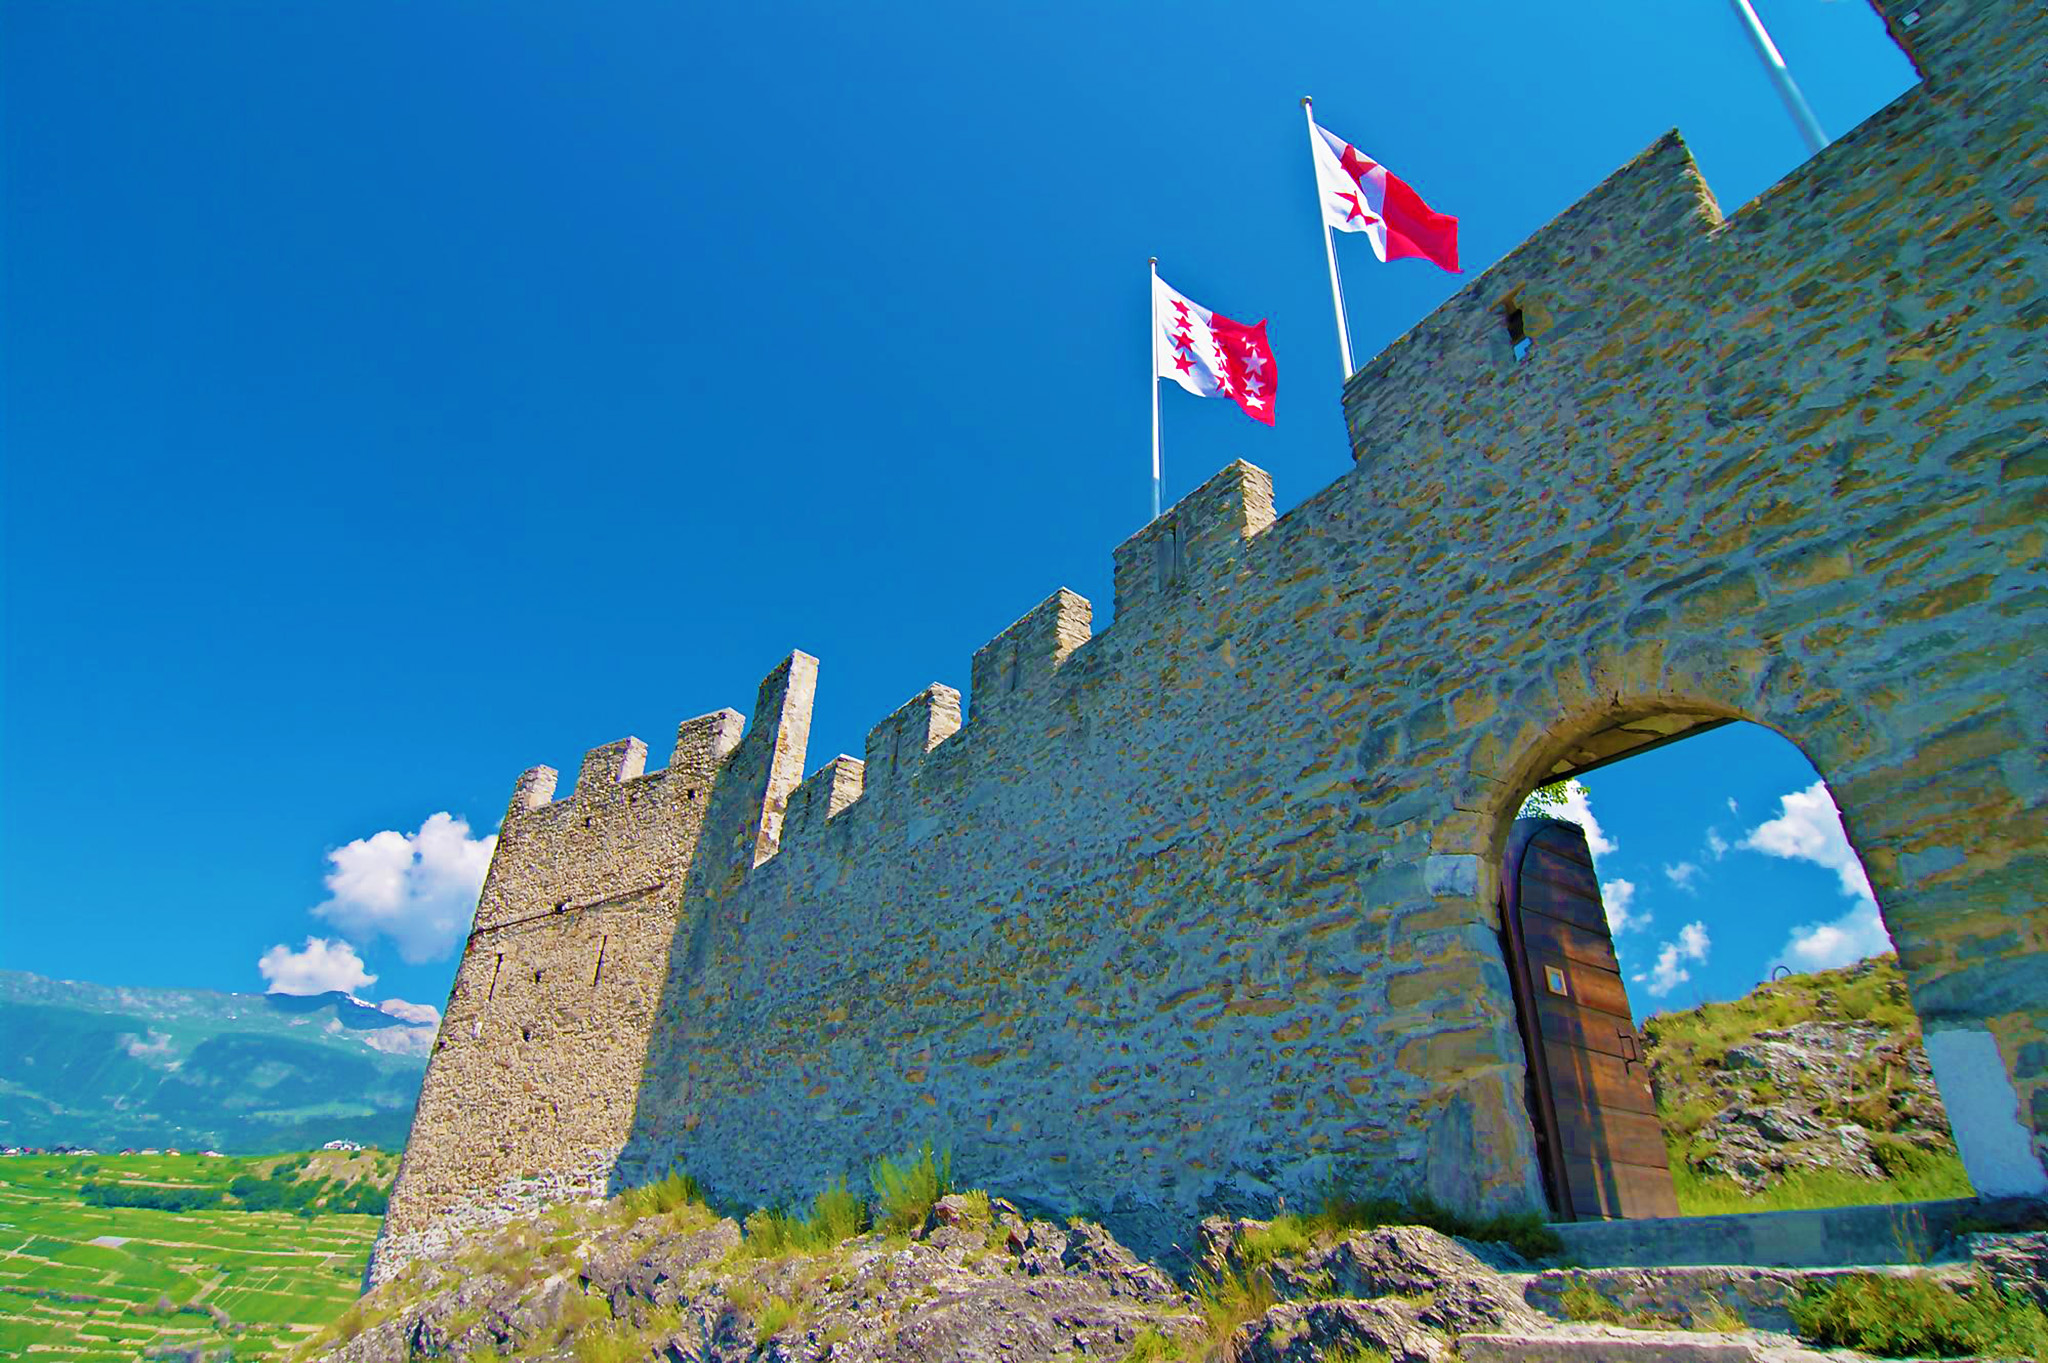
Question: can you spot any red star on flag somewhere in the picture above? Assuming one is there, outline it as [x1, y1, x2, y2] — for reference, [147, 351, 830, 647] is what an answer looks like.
[1152, 271, 1278, 427]
[1308, 114, 1460, 272]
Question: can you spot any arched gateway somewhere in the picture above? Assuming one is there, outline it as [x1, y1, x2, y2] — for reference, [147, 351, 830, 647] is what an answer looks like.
[372, 0, 2045, 1282]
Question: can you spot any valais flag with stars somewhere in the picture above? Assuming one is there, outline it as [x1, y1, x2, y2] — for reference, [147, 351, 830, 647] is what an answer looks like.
[1308, 116, 1460, 272]
[1152, 274, 1277, 426]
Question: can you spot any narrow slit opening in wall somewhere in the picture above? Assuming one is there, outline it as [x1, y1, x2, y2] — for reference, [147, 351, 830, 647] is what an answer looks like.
[1506, 306, 1532, 363]
[477, 954, 504, 1038]
[1155, 523, 1182, 591]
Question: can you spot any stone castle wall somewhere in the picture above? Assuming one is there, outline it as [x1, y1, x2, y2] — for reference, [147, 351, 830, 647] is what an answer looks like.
[375, 0, 2045, 1281]
[373, 660, 814, 1276]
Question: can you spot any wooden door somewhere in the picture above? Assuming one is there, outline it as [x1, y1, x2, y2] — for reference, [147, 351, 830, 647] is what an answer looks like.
[1500, 816, 1679, 1220]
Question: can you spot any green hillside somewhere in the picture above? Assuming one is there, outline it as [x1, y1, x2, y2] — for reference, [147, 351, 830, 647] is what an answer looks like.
[0, 1148, 397, 1361]
[1642, 953, 1971, 1215]
[0, 971, 432, 1154]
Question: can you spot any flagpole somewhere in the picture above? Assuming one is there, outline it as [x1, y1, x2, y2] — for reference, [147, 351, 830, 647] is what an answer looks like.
[1149, 256, 1163, 521]
[1303, 97, 1356, 382]
[1728, 0, 1827, 156]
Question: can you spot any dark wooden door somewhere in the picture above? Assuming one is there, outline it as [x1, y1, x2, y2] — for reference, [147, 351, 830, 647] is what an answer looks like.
[1500, 816, 1679, 1220]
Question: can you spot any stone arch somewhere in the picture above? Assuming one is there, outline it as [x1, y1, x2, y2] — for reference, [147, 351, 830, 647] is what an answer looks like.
[1441, 633, 2048, 1202]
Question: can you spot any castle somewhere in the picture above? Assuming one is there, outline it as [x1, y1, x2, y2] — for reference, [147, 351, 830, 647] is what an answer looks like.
[372, 0, 2046, 1281]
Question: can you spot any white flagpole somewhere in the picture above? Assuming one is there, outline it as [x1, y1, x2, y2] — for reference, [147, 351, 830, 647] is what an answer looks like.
[1303, 97, 1356, 382]
[1728, 0, 1827, 156]
[1149, 256, 1163, 521]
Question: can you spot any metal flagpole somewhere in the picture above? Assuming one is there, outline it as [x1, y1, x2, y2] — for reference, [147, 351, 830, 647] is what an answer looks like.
[1149, 256, 1163, 521]
[1303, 97, 1356, 381]
[1728, 0, 1828, 156]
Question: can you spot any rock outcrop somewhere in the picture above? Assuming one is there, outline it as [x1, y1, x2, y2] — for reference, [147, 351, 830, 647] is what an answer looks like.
[303, 1191, 2021, 1362]
[1643, 955, 1960, 1198]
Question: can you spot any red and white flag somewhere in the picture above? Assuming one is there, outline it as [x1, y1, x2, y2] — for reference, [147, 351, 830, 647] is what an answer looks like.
[1308, 117, 1460, 273]
[1152, 273, 1277, 426]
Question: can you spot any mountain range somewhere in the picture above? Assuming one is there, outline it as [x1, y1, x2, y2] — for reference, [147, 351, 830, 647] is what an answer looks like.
[0, 969, 434, 1154]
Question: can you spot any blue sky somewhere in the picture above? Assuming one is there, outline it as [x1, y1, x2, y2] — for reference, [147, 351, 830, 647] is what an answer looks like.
[1, 3, 1916, 1023]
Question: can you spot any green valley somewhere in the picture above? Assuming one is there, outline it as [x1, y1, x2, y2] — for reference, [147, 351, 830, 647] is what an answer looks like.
[0, 1148, 397, 1361]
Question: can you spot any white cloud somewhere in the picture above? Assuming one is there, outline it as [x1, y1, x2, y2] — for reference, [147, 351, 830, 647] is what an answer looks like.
[1727, 797, 1740, 815]
[364, 1027, 437, 1058]
[258, 937, 377, 996]
[1705, 829, 1728, 860]
[1548, 780, 1616, 861]
[1600, 877, 1645, 935]
[379, 998, 441, 1027]
[1779, 900, 1894, 971]
[1740, 780, 1874, 902]
[1740, 780, 1897, 974]
[1646, 919, 1710, 998]
[1646, 946, 1690, 997]
[312, 812, 495, 964]
[1663, 860, 1701, 892]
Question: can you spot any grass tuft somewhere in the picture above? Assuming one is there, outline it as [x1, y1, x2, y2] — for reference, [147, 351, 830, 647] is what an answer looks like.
[572, 1320, 644, 1363]
[1119, 1324, 1185, 1361]
[1690, 1297, 1748, 1333]
[1557, 1278, 1623, 1324]
[755, 1293, 800, 1343]
[1241, 1185, 1562, 1264]
[1193, 1263, 1277, 1354]
[740, 1173, 872, 1259]
[953, 1187, 992, 1225]
[614, 1167, 707, 1221]
[1789, 1272, 2048, 1359]
[870, 1140, 953, 1234]
[809, 1174, 869, 1245]
[1668, 1150, 1971, 1217]
[1236, 1215, 1313, 1268]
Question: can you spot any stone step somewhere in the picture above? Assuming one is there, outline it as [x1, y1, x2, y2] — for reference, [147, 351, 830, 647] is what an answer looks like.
[1459, 1327, 1838, 1362]
[1544, 1195, 2048, 1269]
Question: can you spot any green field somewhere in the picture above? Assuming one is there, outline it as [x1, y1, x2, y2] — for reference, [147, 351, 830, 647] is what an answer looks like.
[0, 1149, 396, 1361]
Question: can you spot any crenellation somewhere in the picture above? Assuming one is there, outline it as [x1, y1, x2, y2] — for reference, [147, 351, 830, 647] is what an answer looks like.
[968, 588, 1093, 723]
[509, 765, 559, 817]
[862, 685, 964, 802]
[1110, 460, 1275, 623]
[781, 755, 865, 846]
[576, 737, 649, 796]
[691, 652, 817, 889]
[669, 709, 745, 789]
[381, 3, 2048, 1282]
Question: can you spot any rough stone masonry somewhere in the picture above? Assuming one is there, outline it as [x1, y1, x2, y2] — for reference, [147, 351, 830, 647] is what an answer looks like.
[371, 0, 2046, 1283]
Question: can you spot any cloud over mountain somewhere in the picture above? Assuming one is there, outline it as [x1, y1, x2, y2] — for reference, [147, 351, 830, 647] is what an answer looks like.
[312, 812, 495, 964]
[257, 936, 377, 995]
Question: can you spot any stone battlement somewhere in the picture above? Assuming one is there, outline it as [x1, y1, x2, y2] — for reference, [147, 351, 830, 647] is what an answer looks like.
[374, 0, 2047, 1283]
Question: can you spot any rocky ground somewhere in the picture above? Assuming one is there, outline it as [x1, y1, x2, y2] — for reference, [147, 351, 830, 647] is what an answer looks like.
[1641, 955, 1961, 1200]
[303, 1188, 2045, 1362]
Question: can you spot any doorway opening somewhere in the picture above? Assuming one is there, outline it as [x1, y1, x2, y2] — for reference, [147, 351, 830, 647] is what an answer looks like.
[1493, 719, 1971, 1221]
